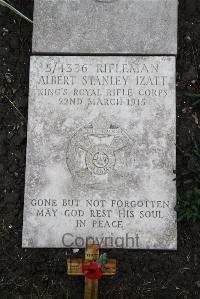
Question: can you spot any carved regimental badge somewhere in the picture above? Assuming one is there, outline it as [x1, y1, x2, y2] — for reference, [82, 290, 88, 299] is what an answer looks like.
[66, 115, 132, 189]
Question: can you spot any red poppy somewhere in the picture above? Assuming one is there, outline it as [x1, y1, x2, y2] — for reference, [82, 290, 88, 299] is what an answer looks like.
[83, 261, 103, 280]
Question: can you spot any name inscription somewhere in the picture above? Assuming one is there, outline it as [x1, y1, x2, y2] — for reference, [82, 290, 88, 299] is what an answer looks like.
[35, 61, 169, 107]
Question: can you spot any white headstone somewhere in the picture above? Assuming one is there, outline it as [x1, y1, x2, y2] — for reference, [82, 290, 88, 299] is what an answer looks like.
[32, 0, 178, 54]
[22, 56, 176, 249]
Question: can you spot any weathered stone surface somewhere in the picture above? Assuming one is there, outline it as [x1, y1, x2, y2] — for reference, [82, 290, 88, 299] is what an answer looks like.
[32, 0, 178, 54]
[23, 56, 176, 249]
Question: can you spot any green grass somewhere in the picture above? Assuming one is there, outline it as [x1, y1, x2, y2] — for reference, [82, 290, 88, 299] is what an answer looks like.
[177, 126, 200, 222]
[0, 0, 32, 23]
[177, 188, 200, 222]
[185, 91, 200, 106]
[176, 91, 200, 222]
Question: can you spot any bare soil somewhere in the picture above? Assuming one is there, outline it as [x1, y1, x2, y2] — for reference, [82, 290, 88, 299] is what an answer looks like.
[0, 0, 200, 298]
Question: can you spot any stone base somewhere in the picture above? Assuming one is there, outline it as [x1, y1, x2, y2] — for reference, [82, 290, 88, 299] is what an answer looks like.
[32, 0, 177, 54]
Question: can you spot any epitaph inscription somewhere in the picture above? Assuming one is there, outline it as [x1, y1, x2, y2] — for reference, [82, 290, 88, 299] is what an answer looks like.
[23, 56, 176, 249]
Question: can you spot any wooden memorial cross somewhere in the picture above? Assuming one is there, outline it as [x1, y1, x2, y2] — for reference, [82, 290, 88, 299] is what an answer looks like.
[67, 244, 116, 299]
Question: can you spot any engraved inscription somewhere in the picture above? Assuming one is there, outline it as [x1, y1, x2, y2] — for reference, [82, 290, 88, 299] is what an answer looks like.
[23, 56, 176, 250]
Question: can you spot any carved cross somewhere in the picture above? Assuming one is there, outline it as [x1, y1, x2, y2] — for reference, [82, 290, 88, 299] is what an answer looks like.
[67, 245, 116, 299]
